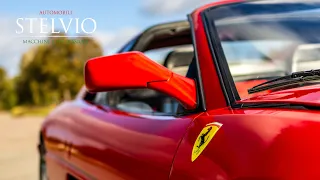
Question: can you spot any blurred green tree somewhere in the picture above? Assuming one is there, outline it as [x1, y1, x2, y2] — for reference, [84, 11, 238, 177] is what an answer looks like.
[15, 33, 103, 106]
[0, 68, 18, 109]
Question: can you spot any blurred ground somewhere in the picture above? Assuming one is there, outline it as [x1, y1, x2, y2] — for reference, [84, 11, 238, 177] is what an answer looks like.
[0, 113, 43, 180]
[11, 106, 54, 117]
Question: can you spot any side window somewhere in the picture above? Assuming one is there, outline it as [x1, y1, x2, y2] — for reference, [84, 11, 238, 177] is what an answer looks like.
[93, 92, 108, 105]
[93, 88, 169, 114]
[92, 45, 195, 116]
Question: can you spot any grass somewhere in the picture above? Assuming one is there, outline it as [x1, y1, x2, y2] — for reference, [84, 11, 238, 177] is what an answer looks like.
[10, 105, 55, 117]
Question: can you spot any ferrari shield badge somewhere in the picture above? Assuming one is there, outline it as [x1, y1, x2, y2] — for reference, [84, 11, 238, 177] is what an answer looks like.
[191, 122, 223, 162]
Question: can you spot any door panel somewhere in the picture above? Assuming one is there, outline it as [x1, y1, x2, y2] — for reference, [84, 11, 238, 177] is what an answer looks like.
[65, 100, 198, 180]
[169, 114, 229, 180]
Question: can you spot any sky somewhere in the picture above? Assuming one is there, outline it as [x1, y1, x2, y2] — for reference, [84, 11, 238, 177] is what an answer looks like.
[0, 0, 213, 76]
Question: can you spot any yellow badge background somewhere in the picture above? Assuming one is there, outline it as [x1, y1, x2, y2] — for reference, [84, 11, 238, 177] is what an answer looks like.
[191, 122, 222, 162]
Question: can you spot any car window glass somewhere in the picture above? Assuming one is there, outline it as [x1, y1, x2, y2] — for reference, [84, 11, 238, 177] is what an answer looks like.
[206, 0, 320, 99]
[93, 92, 108, 105]
[93, 45, 195, 115]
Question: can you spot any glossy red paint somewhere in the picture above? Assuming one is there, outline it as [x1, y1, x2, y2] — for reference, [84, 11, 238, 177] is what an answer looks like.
[170, 107, 320, 180]
[240, 84, 320, 106]
[43, 100, 202, 179]
[40, 1, 320, 180]
[191, 7, 227, 110]
[191, 0, 243, 15]
[189, 0, 246, 111]
[85, 51, 197, 110]
[148, 73, 197, 109]
[235, 79, 269, 99]
[85, 51, 171, 92]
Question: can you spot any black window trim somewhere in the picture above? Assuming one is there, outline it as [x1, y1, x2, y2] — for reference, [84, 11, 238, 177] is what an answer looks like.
[200, 1, 255, 108]
[187, 15, 207, 112]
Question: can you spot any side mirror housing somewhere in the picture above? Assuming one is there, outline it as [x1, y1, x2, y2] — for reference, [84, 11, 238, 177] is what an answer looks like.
[84, 51, 197, 110]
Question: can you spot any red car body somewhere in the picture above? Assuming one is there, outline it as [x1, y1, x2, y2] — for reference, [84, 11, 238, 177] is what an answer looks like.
[39, 1, 320, 180]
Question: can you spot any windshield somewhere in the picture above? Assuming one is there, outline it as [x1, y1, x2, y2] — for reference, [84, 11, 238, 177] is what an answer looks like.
[205, 0, 320, 99]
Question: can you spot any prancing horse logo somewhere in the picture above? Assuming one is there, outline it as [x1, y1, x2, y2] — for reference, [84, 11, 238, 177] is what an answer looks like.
[191, 122, 222, 162]
[197, 127, 212, 149]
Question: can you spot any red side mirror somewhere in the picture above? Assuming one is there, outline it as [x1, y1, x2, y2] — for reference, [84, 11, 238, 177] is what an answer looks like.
[84, 51, 197, 110]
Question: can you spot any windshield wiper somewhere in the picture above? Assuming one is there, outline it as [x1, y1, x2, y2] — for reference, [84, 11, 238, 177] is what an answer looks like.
[247, 69, 320, 94]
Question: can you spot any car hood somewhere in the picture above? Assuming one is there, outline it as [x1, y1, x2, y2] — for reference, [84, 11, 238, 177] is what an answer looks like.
[239, 84, 320, 107]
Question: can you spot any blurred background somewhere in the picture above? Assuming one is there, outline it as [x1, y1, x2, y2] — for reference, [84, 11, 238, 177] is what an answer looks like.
[0, 0, 212, 179]
[0, 0, 212, 115]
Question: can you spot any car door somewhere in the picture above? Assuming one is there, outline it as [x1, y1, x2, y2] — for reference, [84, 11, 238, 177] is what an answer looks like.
[66, 94, 199, 180]
[65, 21, 200, 179]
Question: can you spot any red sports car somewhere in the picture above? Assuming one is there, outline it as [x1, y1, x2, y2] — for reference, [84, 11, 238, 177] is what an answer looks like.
[38, 0, 320, 179]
